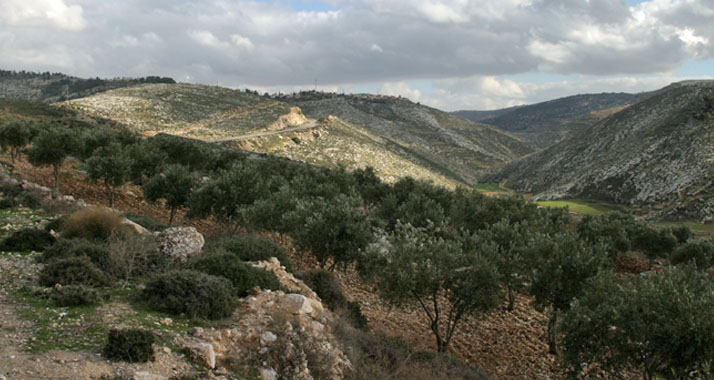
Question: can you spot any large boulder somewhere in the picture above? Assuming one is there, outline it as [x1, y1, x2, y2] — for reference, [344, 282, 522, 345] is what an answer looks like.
[156, 227, 204, 262]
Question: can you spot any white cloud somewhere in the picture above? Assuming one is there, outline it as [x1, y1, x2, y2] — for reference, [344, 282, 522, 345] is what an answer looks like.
[231, 34, 254, 49]
[370, 43, 383, 53]
[379, 82, 423, 101]
[0, 0, 86, 31]
[188, 30, 229, 49]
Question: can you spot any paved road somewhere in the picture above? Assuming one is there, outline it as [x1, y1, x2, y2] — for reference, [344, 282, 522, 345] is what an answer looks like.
[206, 120, 320, 143]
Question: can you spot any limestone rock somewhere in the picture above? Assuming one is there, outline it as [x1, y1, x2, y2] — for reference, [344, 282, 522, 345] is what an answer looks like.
[156, 227, 204, 262]
[259, 368, 277, 380]
[133, 372, 168, 380]
[121, 218, 151, 235]
[186, 342, 216, 369]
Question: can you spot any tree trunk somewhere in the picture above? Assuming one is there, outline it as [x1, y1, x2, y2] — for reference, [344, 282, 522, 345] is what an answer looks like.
[507, 286, 515, 312]
[547, 309, 559, 355]
[52, 164, 60, 198]
[169, 207, 176, 226]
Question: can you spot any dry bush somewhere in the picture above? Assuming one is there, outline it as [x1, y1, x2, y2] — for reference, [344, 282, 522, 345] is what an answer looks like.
[61, 207, 127, 241]
[107, 232, 167, 281]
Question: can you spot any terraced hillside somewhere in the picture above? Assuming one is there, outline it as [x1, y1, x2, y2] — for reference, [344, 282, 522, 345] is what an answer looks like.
[61, 83, 304, 141]
[486, 80, 714, 221]
[455, 91, 656, 149]
[228, 115, 461, 188]
[284, 92, 533, 184]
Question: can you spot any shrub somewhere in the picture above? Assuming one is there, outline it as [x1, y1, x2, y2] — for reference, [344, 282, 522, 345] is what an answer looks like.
[205, 233, 293, 272]
[103, 328, 155, 362]
[44, 215, 68, 233]
[670, 238, 714, 269]
[107, 233, 167, 280]
[191, 252, 282, 297]
[51, 285, 101, 306]
[139, 270, 235, 319]
[0, 196, 17, 209]
[38, 256, 110, 287]
[0, 228, 55, 252]
[123, 213, 167, 232]
[60, 207, 126, 241]
[300, 269, 368, 329]
[39, 238, 112, 270]
[17, 191, 43, 209]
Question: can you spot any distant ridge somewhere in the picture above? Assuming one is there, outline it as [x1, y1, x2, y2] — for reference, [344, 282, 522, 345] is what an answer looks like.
[486, 80, 714, 221]
[455, 91, 656, 149]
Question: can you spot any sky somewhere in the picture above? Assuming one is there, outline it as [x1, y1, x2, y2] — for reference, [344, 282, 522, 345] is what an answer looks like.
[0, 0, 712, 111]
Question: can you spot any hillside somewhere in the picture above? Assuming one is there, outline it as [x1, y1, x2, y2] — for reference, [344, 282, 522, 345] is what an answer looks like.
[283, 92, 533, 184]
[456, 92, 655, 149]
[0, 70, 174, 103]
[64, 85, 532, 186]
[486, 80, 714, 221]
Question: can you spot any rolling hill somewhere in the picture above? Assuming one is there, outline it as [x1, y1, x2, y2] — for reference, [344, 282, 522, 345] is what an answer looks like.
[485, 80, 714, 221]
[282, 92, 533, 184]
[0, 69, 174, 103]
[62, 84, 532, 186]
[455, 91, 656, 149]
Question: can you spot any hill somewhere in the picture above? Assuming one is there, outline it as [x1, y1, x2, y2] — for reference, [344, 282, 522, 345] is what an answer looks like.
[455, 92, 655, 149]
[63, 85, 532, 186]
[486, 80, 714, 221]
[282, 92, 533, 184]
[0, 69, 174, 103]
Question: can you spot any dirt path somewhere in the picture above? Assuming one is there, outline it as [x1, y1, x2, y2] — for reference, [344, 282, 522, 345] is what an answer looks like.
[206, 119, 320, 143]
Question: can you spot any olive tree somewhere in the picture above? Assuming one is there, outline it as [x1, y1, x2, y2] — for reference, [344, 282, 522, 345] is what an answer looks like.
[27, 126, 79, 196]
[0, 120, 34, 163]
[143, 164, 195, 226]
[360, 221, 501, 353]
[560, 267, 714, 380]
[84, 142, 133, 207]
[286, 194, 371, 270]
[524, 232, 610, 354]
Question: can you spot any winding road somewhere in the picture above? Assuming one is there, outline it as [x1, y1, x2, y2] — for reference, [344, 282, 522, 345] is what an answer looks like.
[206, 119, 320, 143]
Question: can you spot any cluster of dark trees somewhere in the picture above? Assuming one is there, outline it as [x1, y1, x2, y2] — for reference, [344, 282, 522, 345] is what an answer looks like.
[5, 119, 714, 380]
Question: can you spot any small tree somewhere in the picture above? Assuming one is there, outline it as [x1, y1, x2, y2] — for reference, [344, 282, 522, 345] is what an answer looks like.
[27, 126, 79, 196]
[0, 119, 34, 163]
[286, 194, 371, 270]
[188, 162, 264, 234]
[560, 267, 714, 380]
[84, 142, 133, 207]
[524, 232, 610, 354]
[360, 221, 501, 353]
[143, 164, 195, 225]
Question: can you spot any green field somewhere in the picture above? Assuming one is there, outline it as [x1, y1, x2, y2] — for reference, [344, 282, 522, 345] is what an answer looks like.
[473, 183, 509, 192]
[535, 199, 616, 215]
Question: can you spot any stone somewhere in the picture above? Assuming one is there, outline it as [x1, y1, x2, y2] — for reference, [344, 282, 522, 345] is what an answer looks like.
[185, 342, 216, 369]
[260, 331, 277, 346]
[121, 218, 151, 235]
[133, 372, 168, 380]
[282, 294, 313, 315]
[259, 368, 278, 380]
[156, 227, 204, 262]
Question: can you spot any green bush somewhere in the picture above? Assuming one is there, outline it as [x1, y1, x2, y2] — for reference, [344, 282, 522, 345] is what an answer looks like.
[103, 328, 155, 362]
[670, 238, 714, 269]
[0, 196, 17, 209]
[51, 285, 101, 306]
[123, 213, 167, 232]
[300, 269, 368, 329]
[38, 256, 110, 287]
[17, 191, 43, 209]
[139, 270, 236, 319]
[44, 215, 68, 233]
[60, 207, 126, 240]
[0, 228, 55, 252]
[39, 238, 111, 270]
[205, 233, 293, 272]
[192, 252, 282, 296]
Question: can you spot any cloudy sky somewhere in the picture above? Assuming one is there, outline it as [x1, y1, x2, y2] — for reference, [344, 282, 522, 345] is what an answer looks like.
[0, 0, 712, 110]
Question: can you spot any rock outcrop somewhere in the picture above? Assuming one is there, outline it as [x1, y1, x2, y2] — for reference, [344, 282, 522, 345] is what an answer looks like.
[180, 259, 351, 380]
[155, 227, 204, 262]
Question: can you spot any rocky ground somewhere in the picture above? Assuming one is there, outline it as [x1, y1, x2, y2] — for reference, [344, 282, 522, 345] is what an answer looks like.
[0, 154, 566, 380]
